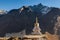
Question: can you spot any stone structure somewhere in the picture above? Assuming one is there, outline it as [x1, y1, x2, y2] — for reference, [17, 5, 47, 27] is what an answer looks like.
[32, 17, 42, 35]
[22, 17, 46, 40]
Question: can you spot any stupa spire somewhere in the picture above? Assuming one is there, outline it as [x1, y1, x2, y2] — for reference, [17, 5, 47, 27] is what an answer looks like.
[36, 17, 38, 23]
[32, 17, 42, 35]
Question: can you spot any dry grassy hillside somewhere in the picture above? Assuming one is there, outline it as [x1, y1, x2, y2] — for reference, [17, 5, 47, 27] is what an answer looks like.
[45, 32, 59, 40]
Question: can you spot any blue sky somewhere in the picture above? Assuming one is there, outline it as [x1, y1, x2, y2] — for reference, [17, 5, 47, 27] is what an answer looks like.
[0, 0, 60, 11]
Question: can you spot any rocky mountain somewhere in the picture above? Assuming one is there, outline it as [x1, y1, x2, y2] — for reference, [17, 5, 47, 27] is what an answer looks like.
[0, 3, 60, 36]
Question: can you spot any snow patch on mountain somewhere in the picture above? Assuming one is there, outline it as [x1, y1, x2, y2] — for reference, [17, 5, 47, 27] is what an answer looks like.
[0, 10, 7, 15]
[41, 6, 52, 14]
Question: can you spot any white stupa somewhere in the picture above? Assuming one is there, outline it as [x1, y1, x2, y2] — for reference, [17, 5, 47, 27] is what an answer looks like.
[32, 17, 42, 35]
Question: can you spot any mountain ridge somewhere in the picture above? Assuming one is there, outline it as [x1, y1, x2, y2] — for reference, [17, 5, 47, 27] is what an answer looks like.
[0, 3, 60, 36]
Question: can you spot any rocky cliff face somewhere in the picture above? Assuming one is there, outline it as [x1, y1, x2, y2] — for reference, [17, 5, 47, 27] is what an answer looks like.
[0, 3, 60, 36]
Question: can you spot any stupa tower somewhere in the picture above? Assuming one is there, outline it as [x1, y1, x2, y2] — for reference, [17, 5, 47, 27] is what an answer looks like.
[32, 17, 42, 35]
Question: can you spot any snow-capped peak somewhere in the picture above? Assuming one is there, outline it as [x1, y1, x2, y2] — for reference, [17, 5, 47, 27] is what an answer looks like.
[0, 10, 7, 14]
